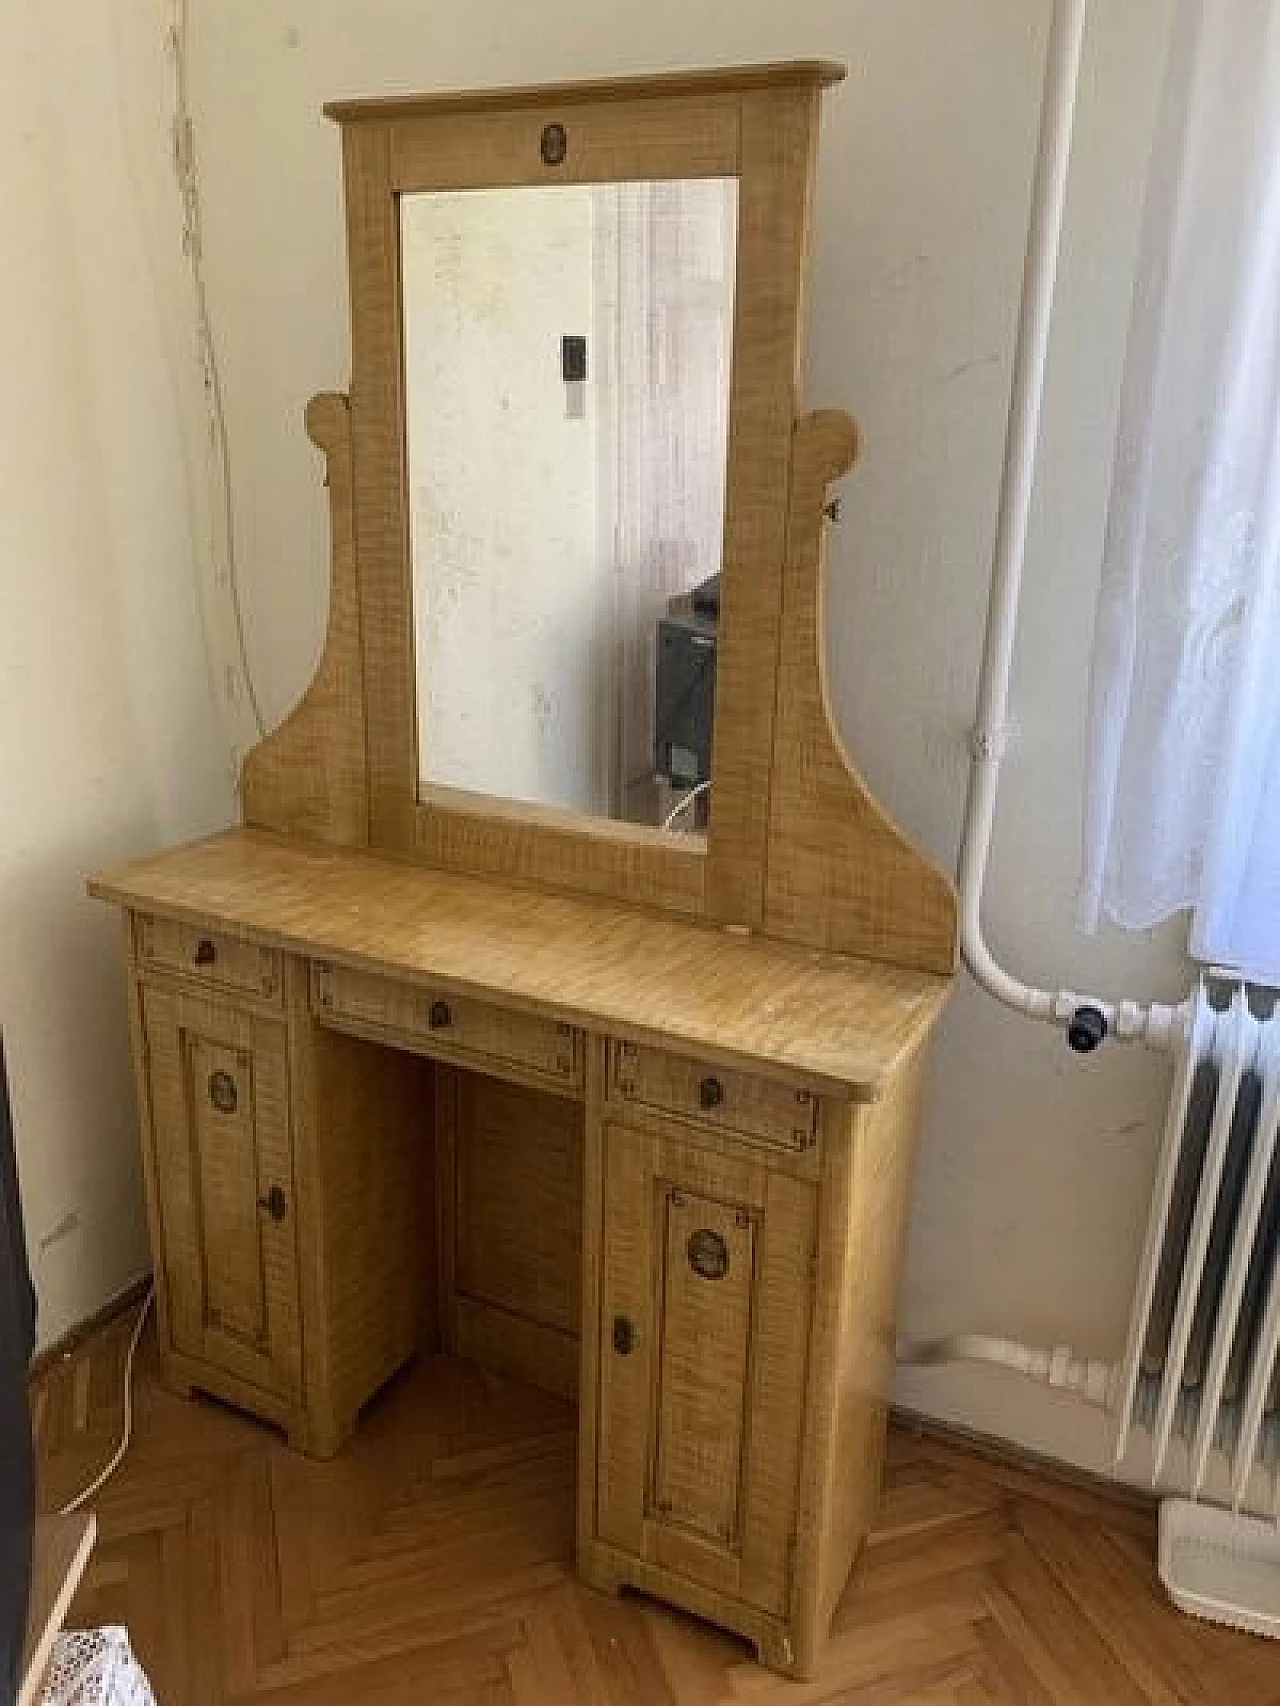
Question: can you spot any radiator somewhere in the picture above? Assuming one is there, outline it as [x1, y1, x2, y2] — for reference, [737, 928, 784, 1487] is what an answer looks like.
[1114, 979, 1280, 1511]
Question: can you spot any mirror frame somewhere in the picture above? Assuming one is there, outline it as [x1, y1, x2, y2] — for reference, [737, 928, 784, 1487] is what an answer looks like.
[335, 62, 840, 928]
[240, 64, 959, 977]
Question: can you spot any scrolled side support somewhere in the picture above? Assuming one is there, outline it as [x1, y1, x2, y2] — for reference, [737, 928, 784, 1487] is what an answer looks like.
[240, 391, 369, 846]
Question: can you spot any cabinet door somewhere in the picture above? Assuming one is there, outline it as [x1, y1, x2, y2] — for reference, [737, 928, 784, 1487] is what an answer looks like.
[140, 984, 302, 1403]
[596, 1120, 816, 1616]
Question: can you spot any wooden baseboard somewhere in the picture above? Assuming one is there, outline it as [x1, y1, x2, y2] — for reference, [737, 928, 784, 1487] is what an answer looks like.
[890, 1403, 1156, 1516]
[28, 1275, 152, 1382]
[27, 1286, 1151, 1527]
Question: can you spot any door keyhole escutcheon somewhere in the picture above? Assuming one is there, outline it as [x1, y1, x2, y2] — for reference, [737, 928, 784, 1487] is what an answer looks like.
[208, 1070, 238, 1115]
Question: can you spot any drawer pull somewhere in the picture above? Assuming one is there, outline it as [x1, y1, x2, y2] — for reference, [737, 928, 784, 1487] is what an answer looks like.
[257, 1184, 287, 1223]
[540, 120, 568, 166]
[193, 937, 217, 967]
[428, 998, 453, 1031]
[208, 1070, 238, 1114]
[698, 1074, 725, 1111]
[687, 1228, 730, 1281]
[612, 1315, 636, 1356]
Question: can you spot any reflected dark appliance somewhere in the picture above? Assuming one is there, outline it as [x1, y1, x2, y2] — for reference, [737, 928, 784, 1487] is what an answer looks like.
[654, 572, 719, 789]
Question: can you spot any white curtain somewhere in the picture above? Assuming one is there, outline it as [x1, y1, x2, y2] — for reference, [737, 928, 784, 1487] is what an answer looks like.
[610, 179, 737, 810]
[1079, 0, 1280, 983]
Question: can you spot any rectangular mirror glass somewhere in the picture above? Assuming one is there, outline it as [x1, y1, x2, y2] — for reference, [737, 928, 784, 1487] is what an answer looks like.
[402, 178, 737, 835]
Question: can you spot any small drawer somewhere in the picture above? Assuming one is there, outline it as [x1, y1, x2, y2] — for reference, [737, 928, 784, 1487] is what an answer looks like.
[134, 914, 282, 1004]
[311, 962, 582, 1091]
[608, 1041, 818, 1151]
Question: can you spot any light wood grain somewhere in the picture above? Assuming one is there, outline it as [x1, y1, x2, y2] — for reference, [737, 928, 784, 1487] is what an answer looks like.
[794, 1041, 930, 1674]
[581, 1050, 932, 1677]
[343, 116, 415, 854]
[238, 59, 957, 984]
[442, 1067, 584, 1400]
[703, 84, 822, 928]
[123, 920, 178, 1374]
[332, 62, 854, 934]
[325, 61, 845, 123]
[138, 982, 303, 1407]
[764, 411, 959, 974]
[19, 1514, 96, 1706]
[390, 94, 741, 191]
[589, 1119, 817, 1654]
[39, 1315, 1280, 1706]
[608, 1037, 818, 1152]
[134, 912, 281, 1004]
[85, 58, 965, 1682]
[91, 830, 949, 1100]
[240, 393, 369, 846]
[313, 959, 583, 1094]
[284, 957, 436, 1457]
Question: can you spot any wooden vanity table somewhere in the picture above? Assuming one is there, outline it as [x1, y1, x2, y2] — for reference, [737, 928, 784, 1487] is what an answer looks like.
[90, 62, 957, 1679]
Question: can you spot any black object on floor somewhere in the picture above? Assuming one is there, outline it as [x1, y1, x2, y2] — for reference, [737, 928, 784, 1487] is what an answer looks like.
[0, 1036, 36, 1697]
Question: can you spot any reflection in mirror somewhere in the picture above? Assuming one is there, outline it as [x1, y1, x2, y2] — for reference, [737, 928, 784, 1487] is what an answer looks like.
[402, 178, 737, 835]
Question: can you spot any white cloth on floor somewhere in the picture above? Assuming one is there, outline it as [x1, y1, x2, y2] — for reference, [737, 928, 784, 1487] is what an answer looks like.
[38, 1629, 155, 1706]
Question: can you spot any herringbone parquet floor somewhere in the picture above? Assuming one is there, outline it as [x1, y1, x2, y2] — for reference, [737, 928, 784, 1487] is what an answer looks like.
[31, 1310, 1280, 1703]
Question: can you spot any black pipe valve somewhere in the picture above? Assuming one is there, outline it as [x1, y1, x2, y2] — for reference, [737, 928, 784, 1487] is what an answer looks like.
[1067, 1005, 1108, 1053]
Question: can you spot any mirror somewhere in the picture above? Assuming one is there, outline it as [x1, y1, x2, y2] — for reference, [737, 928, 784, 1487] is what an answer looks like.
[401, 178, 738, 835]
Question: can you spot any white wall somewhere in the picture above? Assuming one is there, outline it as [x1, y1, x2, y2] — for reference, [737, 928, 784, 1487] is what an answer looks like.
[405, 186, 608, 815]
[0, 0, 232, 1349]
[183, 0, 1188, 1480]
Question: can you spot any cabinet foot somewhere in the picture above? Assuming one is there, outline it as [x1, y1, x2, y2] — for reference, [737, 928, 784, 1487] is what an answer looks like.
[578, 1545, 625, 1599]
[157, 1358, 194, 1403]
[754, 1626, 804, 1680]
[288, 1409, 350, 1460]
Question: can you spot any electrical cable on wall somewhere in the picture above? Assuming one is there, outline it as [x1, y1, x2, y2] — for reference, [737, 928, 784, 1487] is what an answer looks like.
[167, 0, 267, 757]
[110, 0, 268, 792]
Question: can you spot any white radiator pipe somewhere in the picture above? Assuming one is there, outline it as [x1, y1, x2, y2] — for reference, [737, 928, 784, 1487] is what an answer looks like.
[898, 1333, 1119, 1410]
[957, 0, 1188, 1053]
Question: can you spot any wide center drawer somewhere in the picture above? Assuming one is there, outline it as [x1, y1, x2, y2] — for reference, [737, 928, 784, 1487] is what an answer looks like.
[311, 962, 582, 1091]
[608, 1040, 818, 1151]
[134, 913, 282, 1005]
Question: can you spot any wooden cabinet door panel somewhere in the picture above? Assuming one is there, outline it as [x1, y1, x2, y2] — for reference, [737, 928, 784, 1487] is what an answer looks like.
[597, 1120, 815, 1616]
[141, 985, 302, 1403]
[651, 1188, 755, 1548]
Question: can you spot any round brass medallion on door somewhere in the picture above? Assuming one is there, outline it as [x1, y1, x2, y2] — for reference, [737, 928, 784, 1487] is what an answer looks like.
[686, 1227, 730, 1281]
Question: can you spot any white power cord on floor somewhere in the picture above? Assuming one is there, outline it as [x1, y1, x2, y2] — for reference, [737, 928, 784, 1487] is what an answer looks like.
[58, 1288, 154, 1517]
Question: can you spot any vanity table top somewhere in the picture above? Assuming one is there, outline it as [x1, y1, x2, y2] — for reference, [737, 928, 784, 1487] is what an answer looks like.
[90, 829, 950, 1101]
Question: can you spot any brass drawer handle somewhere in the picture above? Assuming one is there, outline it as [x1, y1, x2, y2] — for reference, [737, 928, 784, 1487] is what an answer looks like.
[698, 1075, 724, 1111]
[428, 999, 453, 1031]
[208, 1070, 238, 1114]
[257, 1184, 286, 1223]
[193, 937, 217, 967]
[687, 1228, 729, 1281]
[540, 120, 567, 166]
